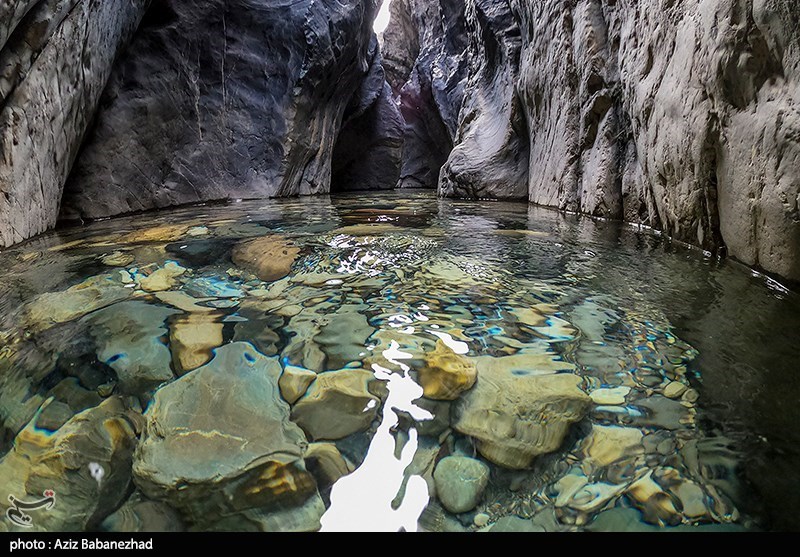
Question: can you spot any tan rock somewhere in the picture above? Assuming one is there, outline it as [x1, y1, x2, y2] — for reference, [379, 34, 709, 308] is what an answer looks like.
[231, 235, 300, 281]
[663, 381, 688, 399]
[589, 386, 631, 405]
[291, 368, 380, 440]
[169, 312, 225, 373]
[305, 443, 354, 487]
[24, 274, 132, 333]
[119, 224, 190, 243]
[101, 251, 135, 267]
[579, 424, 643, 467]
[279, 366, 318, 404]
[155, 291, 215, 313]
[453, 372, 590, 469]
[417, 340, 477, 400]
[139, 262, 186, 292]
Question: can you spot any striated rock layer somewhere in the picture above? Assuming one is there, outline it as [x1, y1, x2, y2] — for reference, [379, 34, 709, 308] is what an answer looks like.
[60, 0, 398, 220]
[0, 0, 150, 247]
[388, 0, 800, 282]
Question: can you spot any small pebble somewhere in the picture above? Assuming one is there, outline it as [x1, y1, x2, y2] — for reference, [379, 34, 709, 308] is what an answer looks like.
[474, 513, 490, 528]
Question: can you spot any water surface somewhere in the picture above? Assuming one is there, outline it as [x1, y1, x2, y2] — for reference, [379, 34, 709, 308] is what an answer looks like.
[0, 191, 797, 532]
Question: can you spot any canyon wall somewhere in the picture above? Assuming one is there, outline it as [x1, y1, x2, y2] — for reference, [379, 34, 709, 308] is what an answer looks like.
[0, 0, 150, 246]
[387, 0, 800, 282]
[60, 0, 399, 220]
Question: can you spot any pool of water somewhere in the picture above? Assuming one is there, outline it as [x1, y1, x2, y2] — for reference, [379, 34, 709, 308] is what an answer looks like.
[0, 191, 797, 532]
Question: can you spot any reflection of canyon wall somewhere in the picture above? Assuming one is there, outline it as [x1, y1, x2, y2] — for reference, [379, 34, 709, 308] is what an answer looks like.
[387, 0, 800, 283]
[0, 0, 151, 246]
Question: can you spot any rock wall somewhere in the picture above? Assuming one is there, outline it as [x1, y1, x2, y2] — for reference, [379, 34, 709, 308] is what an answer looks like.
[509, 0, 800, 282]
[0, 0, 150, 247]
[60, 0, 397, 220]
[382, 0, 469, 188]
[390, 0, 800, 282]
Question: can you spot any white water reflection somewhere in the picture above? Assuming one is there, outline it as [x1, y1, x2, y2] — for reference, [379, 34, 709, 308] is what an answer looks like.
[320, 341, 432, 532]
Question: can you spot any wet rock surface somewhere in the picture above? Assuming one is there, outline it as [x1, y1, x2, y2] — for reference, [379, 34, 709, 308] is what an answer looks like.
[0, 397, 138, 532]
[0, 0, 149, 247]
[133, 342, 313, 525]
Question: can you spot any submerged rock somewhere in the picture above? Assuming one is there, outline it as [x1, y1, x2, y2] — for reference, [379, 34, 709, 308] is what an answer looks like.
[453, 372, 591, 469]
[101, 251, 135, 267]
[24, 274, 132, 333]
[168, 312, 225, 374]
[202, 492, 326, 532]
[119, 224, 191, 244]
[578, 425, 644, 468]
[279, 366, 318, 404]
[291, 368, 381, 441]
[305, 443, 354, 490]
[433, 456, 490, 514]
[487, 516, 546, 533]
[231, 236, 300, 282]
[0, 397, 138, 532]
[86, 301, 179, 394]
[100, 494, 184, 532]
[417, 340, 477, 401]
[138, 262, 187, 292]
[133, 342, 314, 525]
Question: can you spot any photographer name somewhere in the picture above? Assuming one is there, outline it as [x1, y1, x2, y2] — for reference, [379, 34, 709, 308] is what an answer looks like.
[10, 538, 153, 551]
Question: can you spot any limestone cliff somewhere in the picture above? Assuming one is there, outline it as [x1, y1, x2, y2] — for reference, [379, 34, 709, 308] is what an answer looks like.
[0, 0, 150, 246]
[387, 0, 800, 282]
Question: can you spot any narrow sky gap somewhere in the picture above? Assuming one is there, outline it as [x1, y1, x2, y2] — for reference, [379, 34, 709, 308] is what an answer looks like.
[374, 0, 392, 34]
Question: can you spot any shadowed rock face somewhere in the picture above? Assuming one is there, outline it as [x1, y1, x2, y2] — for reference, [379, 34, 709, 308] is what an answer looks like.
[0, 0, 150, 247]
[382, 0, 469, 189]
[60, 0, 394, 220]
[332, 36, 405, 192]
[387, 0, 800, 283]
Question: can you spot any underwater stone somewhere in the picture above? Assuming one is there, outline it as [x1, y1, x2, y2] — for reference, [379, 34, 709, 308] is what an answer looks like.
[34, 400, 74, 432]
[23, 273, 132, 333]
[417, 340, 477, 401]
[202, 492, 326, 532]
[589, 386, 631, 406]
[86, 301, 179, 394]
[305, 442, 354, 490]
[231, 235, 300, 282]
[169, 312, 225, 374]
[155, 291, 215, 313]
[0, 397, 138, 532]
[100, 494, 184, 532]
[133, 342, 313, 525]
[119, 224, 191, 244]
[138, 261, 187, 292]
[453, 372, 591, 469]
[291, 368, 380, 441]
[579, 425, 644, 468]
[487, 516, 545, 532]
[101, 251, 134, 267]
[183, 276, 245, 299]
[279, 366, 318, 404]
[474, 352, 576, 377]
[663, 381, 688, 399]
[627, 471, 681, 526]
[433, 456, 490, 514]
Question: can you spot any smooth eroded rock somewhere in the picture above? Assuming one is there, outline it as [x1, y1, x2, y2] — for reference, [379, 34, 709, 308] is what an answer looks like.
[453, 372, 591, 469]
[133, 342, 314, 524]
